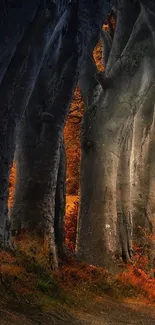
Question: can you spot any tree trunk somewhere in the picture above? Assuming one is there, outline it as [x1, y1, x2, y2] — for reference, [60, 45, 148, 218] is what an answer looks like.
[11, 2, 79, 268]
[0, 4, 57, 246]
[117, 127, 133, 263]
[77, 3, 155, 269]
[130, 96, 155, 270]
[130, 103, 154, 238]
[54, 139, 66, 257]
[11, 126, 66, 267]
[10, 0, 111, 264]
[11, 116, 62, 268]
[146, 110, 155, 270]
[0, 1, 40, 84]
[77, 86, 135, 269]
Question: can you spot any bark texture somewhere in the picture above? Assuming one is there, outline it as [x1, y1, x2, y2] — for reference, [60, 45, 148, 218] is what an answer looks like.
[10, 0, 113, 265]
[54, 139, 66, 257]
[11, 10, 79, 266]
[77, 1, 155, 269]
[0, 2, 58, 246]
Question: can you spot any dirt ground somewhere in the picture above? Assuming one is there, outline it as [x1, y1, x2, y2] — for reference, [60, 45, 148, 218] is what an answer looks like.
[76, 298, 155, 325]
[0, 298, 155, 325]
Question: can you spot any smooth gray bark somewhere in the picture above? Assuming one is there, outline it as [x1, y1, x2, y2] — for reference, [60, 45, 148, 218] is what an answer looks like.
[77, 2, 155, 269]
[117, 128, 133, 262]
[130, 97, 155, 271]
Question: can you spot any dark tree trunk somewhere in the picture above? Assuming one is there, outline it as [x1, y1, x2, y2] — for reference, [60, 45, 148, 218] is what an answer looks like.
[0, 0, 87, 247]
[54, 139, 66, 257]
[0, 4, 58, 246]
[11, 117, 62, 268]
[11, 2, 79, 268]
[0, 1, 41, 84]
[10, 0, 113, 264]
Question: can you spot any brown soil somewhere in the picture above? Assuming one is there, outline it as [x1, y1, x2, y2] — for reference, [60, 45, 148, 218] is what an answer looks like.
[0, 298, 155, 325]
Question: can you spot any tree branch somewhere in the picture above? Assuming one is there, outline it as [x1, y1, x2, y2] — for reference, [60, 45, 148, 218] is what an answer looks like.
[106, 0, 140, 74]
[140, 1, 155, 38]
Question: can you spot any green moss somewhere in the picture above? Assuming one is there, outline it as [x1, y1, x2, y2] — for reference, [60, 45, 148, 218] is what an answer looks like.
[37, 278, 59, 295]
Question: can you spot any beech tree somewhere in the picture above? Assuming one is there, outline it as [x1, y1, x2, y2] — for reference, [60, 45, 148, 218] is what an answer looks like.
[11, 5, 79, 266]
[77, 0, 155, 270]
[0, 0, 61, 247]
[7, 0, 114, 267]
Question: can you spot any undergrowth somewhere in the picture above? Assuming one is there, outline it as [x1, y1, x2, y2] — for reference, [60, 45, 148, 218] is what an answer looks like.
[64, 198, 155, 304]
[0, 223, 155, 315]
[0, 235, 72, 311]
[1, 236, 155, 315]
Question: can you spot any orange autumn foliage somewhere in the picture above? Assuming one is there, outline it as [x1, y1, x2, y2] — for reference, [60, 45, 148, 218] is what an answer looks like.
[64, 39, 104, 248]
[56, 262, 108, 289]
[64, 87, 84, 195]
[117, 265, 155, 302]
[65, 196, 79, 251]
[8, 162, 16, 209]
[93, 40, 104, 71]
[117, 230, 155, 302]
[0, 249, 36, 298]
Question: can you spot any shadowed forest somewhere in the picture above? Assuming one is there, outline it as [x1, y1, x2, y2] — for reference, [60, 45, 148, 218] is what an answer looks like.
[0, 1, 155, 324]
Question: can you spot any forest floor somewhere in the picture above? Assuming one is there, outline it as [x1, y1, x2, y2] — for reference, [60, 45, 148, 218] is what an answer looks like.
[0, 296, 155, 325]
[1, 235, 155, 324]
[1, 195, 155, 324]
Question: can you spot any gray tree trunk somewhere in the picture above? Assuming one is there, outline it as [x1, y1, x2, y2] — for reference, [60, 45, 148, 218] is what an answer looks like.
[130, 96, 155, 270]
[117, 127, 133, 263]
[77, 2, 155, 269]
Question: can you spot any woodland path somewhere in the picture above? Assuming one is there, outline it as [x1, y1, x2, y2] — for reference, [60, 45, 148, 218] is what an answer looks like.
[0, 298, 155, 325]
[76, 298, 155, 325]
